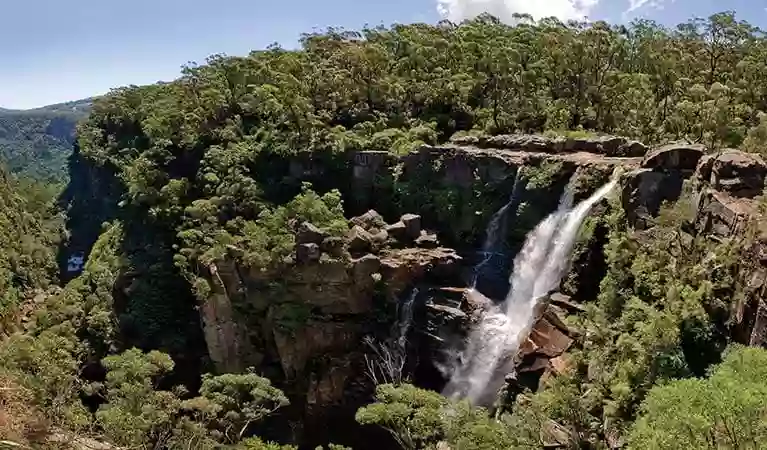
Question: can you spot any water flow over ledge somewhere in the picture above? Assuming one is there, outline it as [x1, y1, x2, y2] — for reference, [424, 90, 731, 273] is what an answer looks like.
[444, 178, 618, 405]
[471, 171, 526, 297]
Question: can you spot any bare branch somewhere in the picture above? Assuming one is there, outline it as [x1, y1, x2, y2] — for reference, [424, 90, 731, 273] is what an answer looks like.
[362, 335, 408, 386]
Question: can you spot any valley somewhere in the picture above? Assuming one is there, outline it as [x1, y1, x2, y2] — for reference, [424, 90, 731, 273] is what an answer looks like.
[2, 11, 767, 450]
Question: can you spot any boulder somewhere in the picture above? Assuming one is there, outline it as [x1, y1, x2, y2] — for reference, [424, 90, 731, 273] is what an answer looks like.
[297, 221, 327, 244]
[622, 140, 649, 157]
[641, 142, 705, 171]
[485, 134, 552, 152]
[351, 209, 386, 231]
[415, 231, 439, 248]
[385, 221, 409, 242]
[320, 236, 346, 258]
[462, 288, 495, 320]
[709, 149, 767, 198]
[516, 303, 574, 383]
[695, 153, 716, 185]
[549, 293, 584, 314]
[296, 243, 321, 263]
[401, 214, 422, 239]
[347, 225, 373, 253]
[370, 229, 389, 249]
[569, 137, 601, 153]
[521, 314, 573, 358]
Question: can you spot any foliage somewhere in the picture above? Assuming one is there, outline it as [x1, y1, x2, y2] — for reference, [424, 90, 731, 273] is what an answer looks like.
[0, 168, 61, 330]
[94, 348, 181, 447]
[0, 99, 91, 181]
[74, 9, 767, 290]
[92, 350, 291, 449]
[7, 9, 767, 450]
[182, 370, 289, 443]
[357, 384, 514, 450]
[627, 345, 767, 450]
[0, 333, 92, 438]
[356, 384, 448, 450]
[505, 197, 744, 444]
[525, 161, 565, 190]
[232, 437, 297, 450]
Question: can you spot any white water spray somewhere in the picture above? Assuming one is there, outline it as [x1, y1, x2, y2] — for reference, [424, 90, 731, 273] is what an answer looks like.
[444, 178, 617, 404]
[398, 288, 419, 348]
[471, 172, 526, 289]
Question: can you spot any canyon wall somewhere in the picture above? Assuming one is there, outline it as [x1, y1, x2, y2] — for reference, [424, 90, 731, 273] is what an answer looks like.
[193, 134, 767, 446]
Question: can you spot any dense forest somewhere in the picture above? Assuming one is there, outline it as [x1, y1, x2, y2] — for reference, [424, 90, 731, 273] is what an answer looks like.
[0, 98, 92, 181]
[2, 10, 767, 450]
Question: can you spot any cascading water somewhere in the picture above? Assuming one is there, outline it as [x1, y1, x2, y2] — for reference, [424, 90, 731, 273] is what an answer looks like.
[444, 177, 618, 404]
[398, 287, 419, 348]
[471, 171, 526, 296]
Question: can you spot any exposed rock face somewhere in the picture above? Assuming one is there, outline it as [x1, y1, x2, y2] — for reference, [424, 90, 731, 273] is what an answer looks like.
[514, 294, 577, 389]
[689, 150, 767, 350]
[380, 247, 462, 299]
[350, 134, 644, 247]
[450, 134, 648, 157]
[641, 142, 705, 172]
[728, 238, 767, 348]
[622, 141, 708, 227]
[622, 168, 684, 228]
[273, 321, 361, 378]
[196, 210, 463, 436]
[697, 149, 767, 198]
[198, 260, 260, 373]
[693, 189, 756, 238]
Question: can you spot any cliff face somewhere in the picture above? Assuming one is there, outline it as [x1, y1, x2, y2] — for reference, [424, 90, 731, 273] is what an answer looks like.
[78, 132, 767, 447]
[508, 143, 767, 398]
[351, 134, 643, 248]
[189, 134, 660, 444]
[196, 208, 462, 445]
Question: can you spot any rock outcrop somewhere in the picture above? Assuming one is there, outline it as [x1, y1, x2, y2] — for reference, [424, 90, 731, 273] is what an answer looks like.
[641, 142, 705, 172]
[514, 293, 579, 389]
[450, 134, 648, 157]
[696, 149, 767, 198]
[196, 209, 463, 439]
[350, 134, 644, 248]
[621, 142, 706, 228]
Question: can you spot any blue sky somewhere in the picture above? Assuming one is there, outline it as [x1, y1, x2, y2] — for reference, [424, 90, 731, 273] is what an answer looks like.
[1, 0, 765, 109]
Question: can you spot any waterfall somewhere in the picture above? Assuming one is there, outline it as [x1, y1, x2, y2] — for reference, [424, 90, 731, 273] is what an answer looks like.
[398, 287, 419, 348]
[471, 171, 526, 293]
[444, 178, 617, 404]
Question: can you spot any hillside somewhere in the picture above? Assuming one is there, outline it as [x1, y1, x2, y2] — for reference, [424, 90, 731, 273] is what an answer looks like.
[0, 98, 93, 180]
[3, 10, 767, 450]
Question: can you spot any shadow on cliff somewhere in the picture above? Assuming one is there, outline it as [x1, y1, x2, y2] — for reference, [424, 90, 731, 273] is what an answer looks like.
[56, 141, 210, 390]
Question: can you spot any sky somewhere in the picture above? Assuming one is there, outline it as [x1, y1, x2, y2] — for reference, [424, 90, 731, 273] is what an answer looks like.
[1, 0, 766, 109]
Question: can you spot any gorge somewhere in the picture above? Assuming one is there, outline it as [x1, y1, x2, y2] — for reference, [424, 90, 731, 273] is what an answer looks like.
[444, 176, 618, 405]
[4, 11, 767, 450]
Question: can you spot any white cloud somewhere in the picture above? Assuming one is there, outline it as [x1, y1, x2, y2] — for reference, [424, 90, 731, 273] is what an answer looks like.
[626, 0, 652, 13]
[623, 0, 670, 18]
[436, 0, 600, 23]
